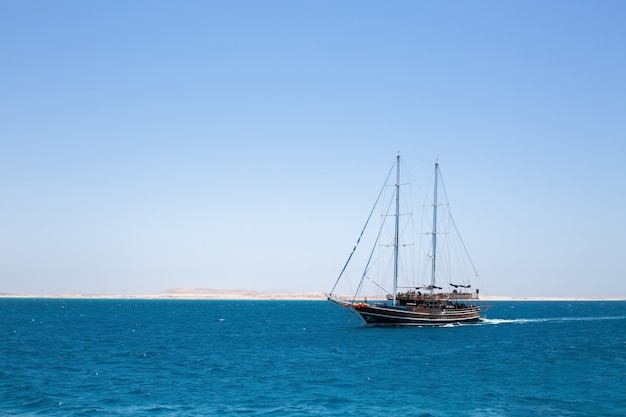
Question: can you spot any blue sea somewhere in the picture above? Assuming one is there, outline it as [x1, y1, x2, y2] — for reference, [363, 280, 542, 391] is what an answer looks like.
[1, 299, 625, 416]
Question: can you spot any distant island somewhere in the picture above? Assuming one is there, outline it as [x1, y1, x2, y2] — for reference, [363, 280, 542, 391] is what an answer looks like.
[1, 289, 625, 301]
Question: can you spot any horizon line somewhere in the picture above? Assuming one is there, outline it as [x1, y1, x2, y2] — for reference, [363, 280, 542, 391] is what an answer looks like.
[1, 289, 625, 302]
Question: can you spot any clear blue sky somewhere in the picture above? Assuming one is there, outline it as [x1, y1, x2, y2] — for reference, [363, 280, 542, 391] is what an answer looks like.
[1, 1, 625, 297]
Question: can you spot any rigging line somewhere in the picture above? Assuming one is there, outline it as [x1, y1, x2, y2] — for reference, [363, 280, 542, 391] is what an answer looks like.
[347, 309, 358, 324]
[354, 192, 396, 301]
[450, 214, 479, 277]
[363, 273, 391, 295]
[353, 264, 367, 302]
[329, 159, 396, 295]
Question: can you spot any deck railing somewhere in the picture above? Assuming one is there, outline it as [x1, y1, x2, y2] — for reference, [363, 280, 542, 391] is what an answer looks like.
[389, 292, 479, 301]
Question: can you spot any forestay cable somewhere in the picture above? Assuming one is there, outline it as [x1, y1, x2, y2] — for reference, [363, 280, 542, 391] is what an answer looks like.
[329, 160, 396, 295]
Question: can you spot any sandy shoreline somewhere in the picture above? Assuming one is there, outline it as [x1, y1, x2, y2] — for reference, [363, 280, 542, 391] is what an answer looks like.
[478, 295, 626, 301]
[0, 288, 327, 300]
[1, 289, 625, 301]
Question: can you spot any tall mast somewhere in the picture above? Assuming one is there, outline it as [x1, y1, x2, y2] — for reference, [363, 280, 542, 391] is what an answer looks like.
[392, 153, 400, 304]
[430, 160, 439, 288]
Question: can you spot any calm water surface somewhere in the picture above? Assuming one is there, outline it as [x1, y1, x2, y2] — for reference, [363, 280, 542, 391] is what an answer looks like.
[1, 299, 625, 416]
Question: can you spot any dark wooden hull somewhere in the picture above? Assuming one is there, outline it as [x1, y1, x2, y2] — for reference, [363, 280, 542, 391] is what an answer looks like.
[330, 299, 482, 326]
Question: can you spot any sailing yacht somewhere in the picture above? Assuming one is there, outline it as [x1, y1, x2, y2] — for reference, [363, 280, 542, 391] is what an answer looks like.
[328, 154, 484, 326]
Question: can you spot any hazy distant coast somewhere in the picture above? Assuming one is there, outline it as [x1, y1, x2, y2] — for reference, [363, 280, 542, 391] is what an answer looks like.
[0, 288, 327, 300]
[1, 289, 625, 301]
[478, 295, 626, 301]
